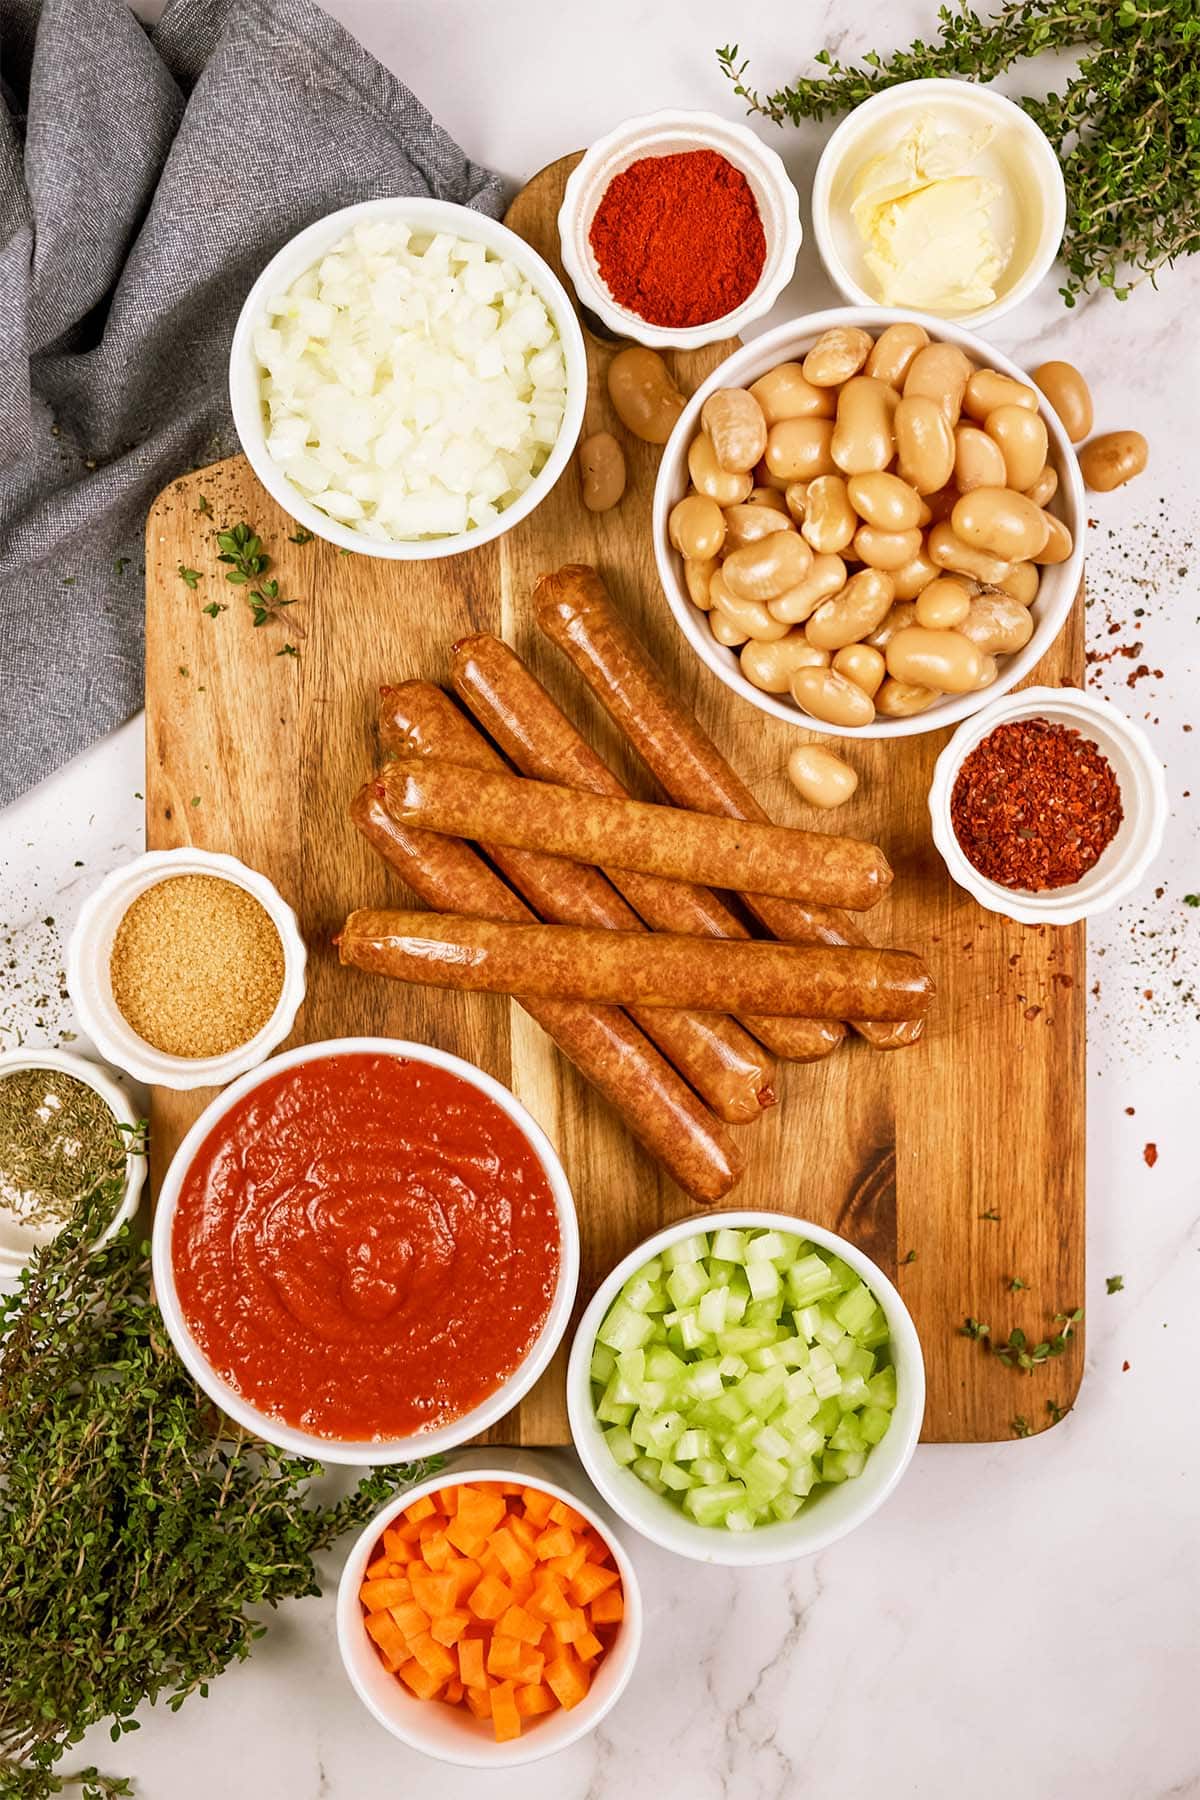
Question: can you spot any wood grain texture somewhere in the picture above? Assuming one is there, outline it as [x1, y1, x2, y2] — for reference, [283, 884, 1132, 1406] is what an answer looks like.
[145, 154, 1085, 1446]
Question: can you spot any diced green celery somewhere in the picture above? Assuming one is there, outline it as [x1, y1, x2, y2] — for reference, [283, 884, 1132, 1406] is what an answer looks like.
[724, 1288, 749, 1326]
[839, 1449, 867, 1479]
[661, 1308, 685, 1329]
[753, 1423, 790, 1460]
[831, 1334, 859, 1370]
[684, 1481, 744, 1525]
[659, 1460, 696, 1492]
[746, 1259, 782, 1301]
[674, 1428, 711, 1462]
[810, 1362, 842, 1400]
[778, 1399, 819, 1436]
[837, 1374, 870, 1411]
[603, 1424, 637, 1466]
[793, 1304, 821, 1342]
[783, 1367, 814, 1401]
[638, 1256, 663, 1282]
[787, 1458, 817, 1497]
[814, 1309, 845, 1350]
[706, 1257, 737, 1285]
[663, 1233, 708, 1269]
[711, 1227, 746, 1263]
[678, 1312, 709, 1353]
[698, 1286, 729, 1335]
[636, 1378, 668, 1411]
[630, 1409, 654, 1449]
[631, 1455, 666, 1494]
[721, 1439, 749, 1471]
[716, 1326, 773, 1355]
[718, 1353, 748, 1381]
[644, 1410, 687, 1457]
[813, 1396, 841, 1436]
[598, 1299, 654, 1353]
[622, 1273, 662, 1313]
[826, 1255, 859, 1293]
[645, 1345, 686, 1384]
[692, 1456, 727, 1485]
[770, 1492, 801, 1521]
[861, 1405, 892, 1445]
[616, 1346, 646, 1382]
[842, 1343, 875, 1382]
[786, 1254, 839, 1305]
[685, 1358, 725, 1401]
[867, 1367, 897, 1409]
[745, 1343, 786, 1373]
[785, 1423, 825, 1461]
[820, 1452, 849, 1485]
[744, 1298, 781, 1329]
[724, 1505, 758, 1532]
[834, 1281, 876, 1337]
[830, 1414, 865, 1454]
[747, 1229, 789, 1264]
[667, 1262, 710, 1309]
[859, 1306, 891, 1350]
[590, 1343, 617, 1384]
[596, 1380, 635, 1426]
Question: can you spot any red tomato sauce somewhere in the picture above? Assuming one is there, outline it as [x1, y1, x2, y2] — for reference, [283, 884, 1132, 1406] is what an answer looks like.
[171, 1053, 561, 1441]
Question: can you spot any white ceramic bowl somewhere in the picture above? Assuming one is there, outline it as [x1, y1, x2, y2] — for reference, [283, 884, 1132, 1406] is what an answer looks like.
[152, 1038, 579, 1465]
[0, 1048, 146, 1275]
[558, 109, 802, 350]
[66, 849, 307, 1091]
[811, 79, 1066, 329]
[928, 684, 1169, 925]
[653, 305, 1086, 740]
[568, 1210, 924, 1566]
[336, 1451, 642, 1766]
[230, 197, 587, 559]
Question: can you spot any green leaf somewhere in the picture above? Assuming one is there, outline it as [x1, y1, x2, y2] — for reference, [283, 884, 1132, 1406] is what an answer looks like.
[1106, 1274, 1125, 1294]
[177, 566, 202, 590]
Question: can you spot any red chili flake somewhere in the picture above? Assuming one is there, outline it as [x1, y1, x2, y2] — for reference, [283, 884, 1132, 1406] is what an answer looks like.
[1023, 1005, 1042, 1021]
[1122, 1360, 1131, 1372]
[1143, 1142, 1158, 1167]
[950, 719, 1124, 891]
[1125, 1106, 1136, 1115]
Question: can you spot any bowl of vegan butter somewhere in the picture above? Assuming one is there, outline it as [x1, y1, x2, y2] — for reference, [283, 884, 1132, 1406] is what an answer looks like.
[811, 79, 1066, 327]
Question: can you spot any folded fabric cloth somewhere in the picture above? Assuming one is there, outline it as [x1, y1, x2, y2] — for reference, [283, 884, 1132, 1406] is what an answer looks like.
[0, 0, 504, 805]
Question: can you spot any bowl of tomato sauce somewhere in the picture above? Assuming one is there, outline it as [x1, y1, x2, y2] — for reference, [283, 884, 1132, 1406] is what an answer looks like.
[152, 1039, 579, 1463]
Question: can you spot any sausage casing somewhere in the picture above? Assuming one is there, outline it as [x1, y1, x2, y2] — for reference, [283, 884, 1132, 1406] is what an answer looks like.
[533, 564, 925, 1049]
[349, 784, 743, 1201]
[339, 909, 934, 1021]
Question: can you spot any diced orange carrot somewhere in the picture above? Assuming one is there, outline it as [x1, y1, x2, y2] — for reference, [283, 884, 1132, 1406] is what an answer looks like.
[486, 1635, 524, 1679]
[515, 1682, 556, 1718]
[549, 1498, 589, 1532]
[363, 1610, 407, 1670]
[397, 1657, 444, 1701]
[383, 1525, 414, 1560]
[445, 1515, 488, 1558]
[569, 1562, 621, 1606]
[509, 1572, 535, 1607]
[582, 1529, 613, 1565]
[491, 1680, 521, 1743]
[467, 1574, 512, 1622]
[490, 1527, 535, 1582]
[476, 1547, 506, 1582]
[446, 1556, 483, 1605]
[522, 1487, 554, 1526]
[508, 1513, 539, 1556]
[404, 1494, 437, 1524]
[575, 1628, 604, 1660]
[420, 1529, 452, 1572]
[512, 1646, 545, 1686]
[409, 1632, 457, 1684]
[388, 1599, 430, 1642]
[500, 1482, 524, 1495]
[546, 1543, 590, 1583]
[430, 1609, 471, 1647]
[535, 1525, 576, 1562]
[550, 1608, 588, 1645]
[456, 1485, 507, 1537]
[545, 1649, 589, 1711]
[458, 1637, 487, 1690]
[497, 1603, 543, 1647]
[434, 1485, 461, 1515]
[359, 1577, 413, 1613]
[409, 1569, 456, 1617]
[444, 1677, 464, 1705]
[366, 1554, 396, 1580]
[464, 1683, 493, 1720]
[529, 1574, 571, 1620]
[589, 1588, 624, 1625]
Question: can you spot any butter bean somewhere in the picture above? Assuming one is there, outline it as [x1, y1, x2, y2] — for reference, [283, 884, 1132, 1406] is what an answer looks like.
[768, 554, 848, 624]
[670, 494, 727, 561]
[801, 475, 857, 554]
[895, 395, 956, 494]
[749, 363, 835, 424]
[891, 549, 941, 601]
[786, 743, 859, 809]
[865, 322, 929, 387]
[915, 576, 972, 629]
[903, 342, 972, 425]
[722, 531, 813, 602]
[847, 471, 923, 532]
[688, 432, 754, 506]
[831, 376, 897, 475]
[709, 608, 749, 647]
[752, 458, 790, 492]
[790, 666, 876, 727]
[985, 405, 1049, 494]
[784, 481, 810, 524]
[607, 346, 685, 443]
[1033, 513, 1074, 565]
[928, 518, 1013, 586]
[578, 431, 625, 511]
[765, 418, 837, 483]
[741, 634, 829, 693]
[963, 369, 1038, 422]
[852, 524, 924, 572]
[953, 424, 1008, 494]
[886, 626, 983, 693]
[997, 561, 1040, 605]
[1025, 463, 1058, 508]
[701, 387, 768, 473]
[1032, 361, 1093, 444]
[722, 502, 793, 551]
[1078, 429, 1148, 492]
[746, 485, 791, 513]
[955, 592, 1035, 655]
[802, 326, 874, 387]
[832, 643, 886, 698]
[806, 567, 895, 650]
[973, 653, 999, 690]
[951, 487, 1051, 562]
[867, 601, 918, 648]
[875, 677, 939, 718]
[684, 557, 719, 611]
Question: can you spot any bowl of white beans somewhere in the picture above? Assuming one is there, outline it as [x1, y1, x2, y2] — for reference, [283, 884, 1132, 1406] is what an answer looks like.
[652, 307, 1085, 738]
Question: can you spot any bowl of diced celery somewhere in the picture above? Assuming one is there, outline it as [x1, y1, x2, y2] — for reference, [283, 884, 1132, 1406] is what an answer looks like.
[567, 1212, 924, 1565]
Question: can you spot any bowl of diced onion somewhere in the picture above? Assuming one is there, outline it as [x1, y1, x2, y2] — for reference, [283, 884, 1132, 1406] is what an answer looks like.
[230, 198, 587, 558]
[567, 1212, 924, 1565]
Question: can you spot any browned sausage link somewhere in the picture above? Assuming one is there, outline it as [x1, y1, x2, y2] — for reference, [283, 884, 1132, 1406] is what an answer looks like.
[349, 785, 743, 1201]
[533, 564, 924, 1049]
[375, 684, 775, 1123]
[447, 637, 845, 1066]
[340, 909, 934, 1021]
[377, 756, 890, 912]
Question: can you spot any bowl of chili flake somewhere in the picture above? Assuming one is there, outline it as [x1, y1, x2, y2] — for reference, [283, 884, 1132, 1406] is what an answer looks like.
[929, 685, 1168, 925]
[558, 110, 802, 350]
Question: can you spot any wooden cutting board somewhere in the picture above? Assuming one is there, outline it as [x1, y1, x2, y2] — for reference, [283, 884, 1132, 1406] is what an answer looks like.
[144, 154, 1085, 1445]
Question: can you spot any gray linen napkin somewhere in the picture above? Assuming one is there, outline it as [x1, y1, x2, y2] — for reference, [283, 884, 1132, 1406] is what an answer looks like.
[0, 0, 505, 806]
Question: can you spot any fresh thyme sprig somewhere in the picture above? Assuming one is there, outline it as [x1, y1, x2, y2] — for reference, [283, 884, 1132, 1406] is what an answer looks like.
[961, 1306, 1084, 1372]
[216, 523, 305, 636]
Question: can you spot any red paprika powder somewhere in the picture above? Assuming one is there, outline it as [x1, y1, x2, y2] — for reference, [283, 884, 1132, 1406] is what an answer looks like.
[589, 150, 766, 328]
[950, 719, 1124, 891]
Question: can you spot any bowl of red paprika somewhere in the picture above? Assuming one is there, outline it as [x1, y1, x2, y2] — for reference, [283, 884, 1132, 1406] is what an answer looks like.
[558, 110, 802, 350]
[928, 685, 1168, 925]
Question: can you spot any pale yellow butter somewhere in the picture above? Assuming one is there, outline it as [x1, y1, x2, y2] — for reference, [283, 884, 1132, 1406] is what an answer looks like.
[850, 114, 1010, 313]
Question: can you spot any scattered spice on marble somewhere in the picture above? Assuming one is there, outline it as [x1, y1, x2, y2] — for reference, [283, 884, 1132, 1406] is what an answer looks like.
[1106, 1274, 1125, 1294]
[110, 875, 284, 1058]
[0, 1066, 124, 1228]
[1143, 1142, 1158, 1167]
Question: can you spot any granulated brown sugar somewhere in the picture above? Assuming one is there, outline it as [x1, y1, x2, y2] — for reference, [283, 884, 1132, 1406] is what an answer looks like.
[110, 875, 284, 1058]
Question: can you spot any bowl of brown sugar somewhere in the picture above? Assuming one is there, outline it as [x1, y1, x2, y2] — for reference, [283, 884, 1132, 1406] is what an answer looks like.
[67, 850, 307, 1089]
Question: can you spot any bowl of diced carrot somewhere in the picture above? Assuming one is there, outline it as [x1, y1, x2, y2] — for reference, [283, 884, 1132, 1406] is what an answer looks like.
[336, 1461, 643, 1765]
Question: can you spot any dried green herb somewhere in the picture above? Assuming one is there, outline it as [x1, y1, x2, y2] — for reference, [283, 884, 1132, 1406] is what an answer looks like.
[0, 1069, 125, 1230]
[287, 527, 314, 545]
[719, 1, 1200, 304]
[1010, 1414, 1032, 1438]
[963, 1305, 1083, 1372]
[0, 1184, 438, 1798]
[177, 566, 201, 590]
[1106, 1273, 1125, 1293]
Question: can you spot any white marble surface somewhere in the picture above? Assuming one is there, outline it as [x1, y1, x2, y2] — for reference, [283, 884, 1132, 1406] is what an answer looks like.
[3, 2, 1198, 1795]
